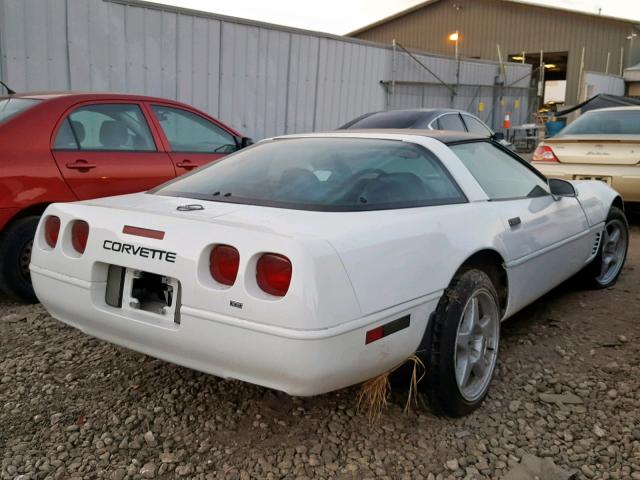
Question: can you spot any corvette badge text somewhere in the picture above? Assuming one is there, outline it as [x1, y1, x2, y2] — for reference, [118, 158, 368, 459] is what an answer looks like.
[103, 240, 177, 263]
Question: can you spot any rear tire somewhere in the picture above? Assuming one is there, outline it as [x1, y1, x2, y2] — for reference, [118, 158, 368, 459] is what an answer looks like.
[423, 269, 500, 417]
[0, 216, 40, 303]
[580, 206, 628, 289]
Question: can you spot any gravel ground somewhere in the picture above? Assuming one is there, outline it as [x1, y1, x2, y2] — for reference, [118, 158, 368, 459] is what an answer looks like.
[1, 221, 639, 480]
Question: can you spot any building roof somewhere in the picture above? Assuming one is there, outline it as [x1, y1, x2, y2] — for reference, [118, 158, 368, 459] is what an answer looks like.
[348, 0, 640, 36]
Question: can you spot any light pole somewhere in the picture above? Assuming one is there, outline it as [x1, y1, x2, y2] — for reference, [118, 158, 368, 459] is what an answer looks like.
[449, 31, 460, 60]
[448, 31, 460, 106]
[627, 32, 638, 67]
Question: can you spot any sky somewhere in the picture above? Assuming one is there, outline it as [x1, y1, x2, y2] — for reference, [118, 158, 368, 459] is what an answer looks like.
[144, 0, 640, 35]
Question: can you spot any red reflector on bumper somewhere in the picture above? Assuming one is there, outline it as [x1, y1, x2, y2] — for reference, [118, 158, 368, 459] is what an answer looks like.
[365, 315, 411, 344]
[123, 225, 165, 240]
[365, 326, 384, 344]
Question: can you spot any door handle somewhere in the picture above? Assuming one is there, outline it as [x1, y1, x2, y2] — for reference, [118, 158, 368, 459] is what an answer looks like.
[66, 160, 97, 171]
[176, 160, 197, 169]
[508, 217, 521, 227]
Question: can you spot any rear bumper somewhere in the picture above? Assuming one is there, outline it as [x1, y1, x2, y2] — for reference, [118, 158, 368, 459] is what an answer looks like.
[533, 162, 640, 202]
[31, 264, 437, 396]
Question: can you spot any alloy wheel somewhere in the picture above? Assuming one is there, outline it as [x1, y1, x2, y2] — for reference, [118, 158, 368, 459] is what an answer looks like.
[454, 288, 500, 402]
[597, 219, 628, 285]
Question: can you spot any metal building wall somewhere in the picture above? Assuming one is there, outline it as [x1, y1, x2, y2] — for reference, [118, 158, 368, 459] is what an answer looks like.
[389, 45, 533, 127]
[0, 0, 531, 137]
[583, 71, 625, 98]
[352, 0, 640, 107]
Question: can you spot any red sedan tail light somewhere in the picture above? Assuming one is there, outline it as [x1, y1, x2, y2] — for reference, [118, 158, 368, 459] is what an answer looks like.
[532, 145, 559, 163]
[210, 245, 240, 286]
[44, 216, 61, 248]
[256, 253, 292, 297]
[71, 220, 90, 254]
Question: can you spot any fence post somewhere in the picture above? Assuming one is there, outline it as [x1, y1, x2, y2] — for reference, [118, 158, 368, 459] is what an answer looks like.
[491, 82, 499, 131]
[389, 39, 397, 110]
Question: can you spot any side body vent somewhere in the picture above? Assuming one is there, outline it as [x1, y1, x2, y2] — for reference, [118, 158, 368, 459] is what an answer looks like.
[592, 231, 602, 256]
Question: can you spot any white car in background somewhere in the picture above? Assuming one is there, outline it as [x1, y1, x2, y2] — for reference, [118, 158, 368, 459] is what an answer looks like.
[30, 131, 628, 417]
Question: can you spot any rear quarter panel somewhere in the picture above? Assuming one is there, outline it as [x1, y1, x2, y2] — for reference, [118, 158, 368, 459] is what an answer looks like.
[184, 199, 512, 320]
[0, 99, 77, 221]
[323, 202, 509, 316]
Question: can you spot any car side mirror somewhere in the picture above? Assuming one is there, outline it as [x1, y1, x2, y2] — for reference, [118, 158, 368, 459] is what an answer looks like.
[548, 178, 576, 198]
[234, 136, 254, 150]
[492, 132, 505, 141]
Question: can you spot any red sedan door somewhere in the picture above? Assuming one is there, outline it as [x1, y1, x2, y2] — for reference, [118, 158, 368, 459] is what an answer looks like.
[148, 104, 239, 174]
[51, 102, 176, 199]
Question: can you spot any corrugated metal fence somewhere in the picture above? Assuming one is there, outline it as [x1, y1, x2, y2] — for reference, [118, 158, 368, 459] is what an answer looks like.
[387, 43, 536, 130]
[0, 0, 532, 139]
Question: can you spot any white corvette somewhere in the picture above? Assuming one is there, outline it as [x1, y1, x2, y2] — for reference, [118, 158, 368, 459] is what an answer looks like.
[30, 131, 628, 417]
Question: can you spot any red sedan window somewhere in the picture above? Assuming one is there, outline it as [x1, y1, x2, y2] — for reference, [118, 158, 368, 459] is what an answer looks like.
[53, 104, 156, 151]
[151, 105, 237, 154]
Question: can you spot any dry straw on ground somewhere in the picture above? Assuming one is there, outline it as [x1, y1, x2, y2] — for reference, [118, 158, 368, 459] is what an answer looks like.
[357, 354, 426, 423]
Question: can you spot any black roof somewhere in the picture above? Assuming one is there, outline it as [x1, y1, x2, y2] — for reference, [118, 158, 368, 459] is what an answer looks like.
[327, 129, 485, 144]
[339, 108, 479, 130]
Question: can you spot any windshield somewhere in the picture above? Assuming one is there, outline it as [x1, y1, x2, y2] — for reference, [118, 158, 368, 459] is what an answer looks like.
[560, 110, 640, 135]
[153, 137, 467, 211]
[0, 98, 41, 124]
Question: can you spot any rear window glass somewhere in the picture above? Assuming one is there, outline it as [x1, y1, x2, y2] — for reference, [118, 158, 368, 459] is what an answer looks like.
[560, 110, 640, 135]
[462, 115, 492, 136]
[435, 114, 466, 132]
[154, 138, 466, 211]
[53, 104, 156, 151]
[343, 111, 425, 129]
[0, 98, 40, 124]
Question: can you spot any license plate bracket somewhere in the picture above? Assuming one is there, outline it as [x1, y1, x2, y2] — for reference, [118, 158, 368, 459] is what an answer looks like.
[105, 265, 181, 324]
[574, 175, 611, 185]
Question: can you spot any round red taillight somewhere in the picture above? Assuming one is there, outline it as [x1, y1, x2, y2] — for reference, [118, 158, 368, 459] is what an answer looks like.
[44, 216, 61, 248]
[210, 245, 240, 286]
[256, 253, 292, 297]
[71, 220, 89, 254]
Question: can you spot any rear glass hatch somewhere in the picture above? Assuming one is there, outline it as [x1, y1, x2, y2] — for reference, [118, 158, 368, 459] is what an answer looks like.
[152, 137, 468, 212]
[0, 97, 41, 124]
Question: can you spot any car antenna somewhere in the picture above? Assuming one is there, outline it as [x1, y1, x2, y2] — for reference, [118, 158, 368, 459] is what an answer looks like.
[0, 80, 15, 95]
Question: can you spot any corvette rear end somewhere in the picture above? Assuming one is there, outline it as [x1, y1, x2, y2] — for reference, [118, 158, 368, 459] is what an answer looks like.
[30, 195, 431, 396]
[31, 131, 627, 416]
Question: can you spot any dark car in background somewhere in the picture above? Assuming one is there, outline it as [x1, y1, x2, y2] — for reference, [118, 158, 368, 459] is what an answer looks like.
[0, 92, 251, 302]
[339, 108, 512, 148]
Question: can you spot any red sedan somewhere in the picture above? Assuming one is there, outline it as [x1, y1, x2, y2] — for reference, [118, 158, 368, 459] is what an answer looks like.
[0, 92, 251, 302]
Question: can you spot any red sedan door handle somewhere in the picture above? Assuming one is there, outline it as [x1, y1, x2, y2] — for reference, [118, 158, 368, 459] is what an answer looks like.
[66, 160, 97, 171]
[176, 159, 197, 170]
